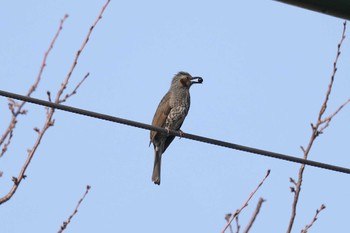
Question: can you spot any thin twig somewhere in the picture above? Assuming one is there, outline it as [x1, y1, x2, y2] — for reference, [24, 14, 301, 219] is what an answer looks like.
[29, 14, 69, 97]
[60, 72, 90, 103]
[0, 15, 68, 158]
[301, 204, 326, 233]
[287, 21, 347, 233]
[235, 216, 240, 233]
[222, 170, 270, 233]
[243, 197, 265, 233]
[58, 185, 91, 233]
[0, 13, 68, 201]
[319, 97, 350, 133]
[0, 0, 110, 205]
[56, 0, 110, 104]
[317, 21, 346, 123]
[0, 106, 54, 204]
[225, 213, 234, 233]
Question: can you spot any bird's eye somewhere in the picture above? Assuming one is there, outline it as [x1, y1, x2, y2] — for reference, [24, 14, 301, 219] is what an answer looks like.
[180, 77, 187, 86]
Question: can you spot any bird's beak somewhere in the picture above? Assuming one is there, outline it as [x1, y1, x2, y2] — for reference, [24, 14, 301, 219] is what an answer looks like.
[191, 76, 203, 85]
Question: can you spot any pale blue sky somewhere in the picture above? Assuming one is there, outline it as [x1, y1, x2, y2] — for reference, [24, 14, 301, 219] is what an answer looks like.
[1, 1, 350, 232]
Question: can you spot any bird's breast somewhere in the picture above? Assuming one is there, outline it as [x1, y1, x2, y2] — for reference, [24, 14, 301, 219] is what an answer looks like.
[165, 105, 189, 130]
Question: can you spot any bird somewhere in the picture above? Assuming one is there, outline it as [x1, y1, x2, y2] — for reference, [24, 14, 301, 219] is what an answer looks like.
[150, 71, 203, 185]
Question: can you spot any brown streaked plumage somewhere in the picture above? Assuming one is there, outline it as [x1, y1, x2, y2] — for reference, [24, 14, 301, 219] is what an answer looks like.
[150, 71, 203, 185]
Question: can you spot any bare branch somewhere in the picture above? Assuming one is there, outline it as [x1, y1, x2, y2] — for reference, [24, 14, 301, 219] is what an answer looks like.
[60, 72, 90, 103]
[1, 128, 13, 158]
[301, 204, 326, 233]
[289, 177, 297, 186]
[318, 21, 346, 123]
[47, 91, 52, 102]
[0, 108, 55, 204]
[29, 14, 69, 97]
[0, 0, 110, 205]
[225, 213, 234, 233]
[235, 216, 240, 233]
[243, 197, 265, 233]
[0, 14, 68, 158]
[56, 0, 110, 104]
[222, 170, 270, 233]
[287, 21, 347, 233]
[58, 185, 91, 233]
[319, 97, 350, 133]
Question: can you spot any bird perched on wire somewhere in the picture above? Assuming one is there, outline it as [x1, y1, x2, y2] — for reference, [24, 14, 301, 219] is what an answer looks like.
[150, 71, 203, 185]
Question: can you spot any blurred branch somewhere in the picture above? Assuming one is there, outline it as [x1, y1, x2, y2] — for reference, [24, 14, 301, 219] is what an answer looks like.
[222, 170, 270, 233]
[286, 21, 348, 233]
[0, 0, 110, 205]
[0, 14, 68, 158]
[301, 204, 326, 233]
[58, 185, 91, 233]
[243, 197, 265, 233]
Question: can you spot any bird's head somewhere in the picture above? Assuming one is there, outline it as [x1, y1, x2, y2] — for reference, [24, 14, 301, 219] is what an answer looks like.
[171, 71, 203, 89]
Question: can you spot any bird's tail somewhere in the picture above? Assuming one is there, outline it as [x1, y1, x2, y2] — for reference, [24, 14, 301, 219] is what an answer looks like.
[152, 147, 162, 185]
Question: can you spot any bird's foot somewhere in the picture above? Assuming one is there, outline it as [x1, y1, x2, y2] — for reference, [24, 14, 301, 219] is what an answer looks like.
[178, 130, 184, 139]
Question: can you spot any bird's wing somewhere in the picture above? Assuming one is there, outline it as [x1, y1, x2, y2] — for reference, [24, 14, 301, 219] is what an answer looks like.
[150, 92, 171, 143]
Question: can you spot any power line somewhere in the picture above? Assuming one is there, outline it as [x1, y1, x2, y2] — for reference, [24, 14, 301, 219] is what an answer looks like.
[1, 89, 350, 175]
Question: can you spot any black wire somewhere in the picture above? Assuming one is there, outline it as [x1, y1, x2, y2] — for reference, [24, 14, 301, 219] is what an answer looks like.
[1, 89, 349, 174]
